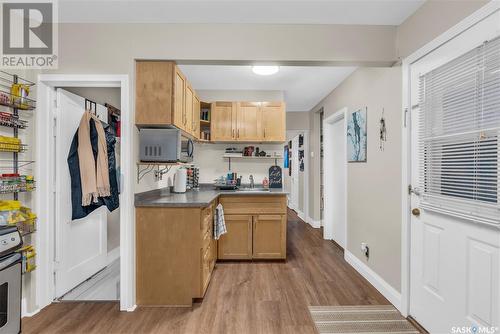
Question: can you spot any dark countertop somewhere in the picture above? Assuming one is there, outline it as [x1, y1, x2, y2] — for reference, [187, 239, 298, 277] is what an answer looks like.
[135, 184, 288, 208]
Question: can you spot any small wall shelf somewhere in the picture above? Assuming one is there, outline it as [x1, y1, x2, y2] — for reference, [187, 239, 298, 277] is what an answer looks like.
[223, 155, 283, 170]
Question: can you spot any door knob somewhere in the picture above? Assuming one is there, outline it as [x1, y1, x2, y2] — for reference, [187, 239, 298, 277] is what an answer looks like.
[411, 208, 421, 217]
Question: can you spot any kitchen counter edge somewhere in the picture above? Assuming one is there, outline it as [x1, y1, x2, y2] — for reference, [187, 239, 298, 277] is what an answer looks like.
[135, 187, 288, 208]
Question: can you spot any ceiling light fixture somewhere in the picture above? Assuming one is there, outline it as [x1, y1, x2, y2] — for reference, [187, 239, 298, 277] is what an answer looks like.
[252, 65, 280, 76]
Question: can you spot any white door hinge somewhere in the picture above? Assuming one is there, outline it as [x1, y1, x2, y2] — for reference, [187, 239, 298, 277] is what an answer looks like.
[53, 114, 57, 137]
[408, 185, 421, 196]
[53, 260, 61, 271]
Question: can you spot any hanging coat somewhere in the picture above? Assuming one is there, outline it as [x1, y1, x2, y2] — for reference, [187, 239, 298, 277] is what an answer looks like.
[67, 118, 119, 220]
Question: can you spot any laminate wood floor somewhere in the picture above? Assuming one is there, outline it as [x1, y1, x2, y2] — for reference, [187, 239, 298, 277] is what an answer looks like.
[22, 209, 390, 334]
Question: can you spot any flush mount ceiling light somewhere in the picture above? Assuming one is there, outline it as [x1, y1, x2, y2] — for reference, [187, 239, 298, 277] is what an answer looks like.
[252, 65, 280, 76]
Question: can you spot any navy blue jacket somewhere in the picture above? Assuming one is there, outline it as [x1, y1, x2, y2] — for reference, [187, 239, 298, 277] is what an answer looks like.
[67, 119, 119, 220]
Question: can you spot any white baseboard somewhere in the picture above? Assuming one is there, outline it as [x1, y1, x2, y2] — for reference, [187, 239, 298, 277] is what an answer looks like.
[344, 251, 402, 312]
[21, 298, 40, 318]
[306, 216, 321, 228]
[297, 209, 306, 221]
[126, 304, 137, 312]
[107, 247, 120, 265]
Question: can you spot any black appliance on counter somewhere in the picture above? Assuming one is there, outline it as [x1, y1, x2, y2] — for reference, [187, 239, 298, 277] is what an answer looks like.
[0, 226, 23, 334]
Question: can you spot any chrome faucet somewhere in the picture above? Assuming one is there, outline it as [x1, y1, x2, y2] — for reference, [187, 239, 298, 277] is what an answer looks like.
[249, 175, 254, 188]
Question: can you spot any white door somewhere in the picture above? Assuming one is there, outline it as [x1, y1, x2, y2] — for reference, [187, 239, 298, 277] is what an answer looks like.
[323, 110, 346, 247]
[409, 11, 500, 333]
[54, 89, 108, 298]
[290, 135, 300, 210]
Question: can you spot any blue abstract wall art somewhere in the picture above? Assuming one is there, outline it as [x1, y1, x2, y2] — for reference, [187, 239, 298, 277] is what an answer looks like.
[347, 108, 367, 162]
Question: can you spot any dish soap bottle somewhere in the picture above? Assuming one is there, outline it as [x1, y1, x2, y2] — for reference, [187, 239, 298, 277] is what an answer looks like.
[262, 177, 269, 189]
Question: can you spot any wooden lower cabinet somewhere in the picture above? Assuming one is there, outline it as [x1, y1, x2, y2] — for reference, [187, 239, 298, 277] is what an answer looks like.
[217, 215, 253, 259]
[217, 195, 287, 260]
[253, 215, 287, 259]
[136, 200, 216, 306]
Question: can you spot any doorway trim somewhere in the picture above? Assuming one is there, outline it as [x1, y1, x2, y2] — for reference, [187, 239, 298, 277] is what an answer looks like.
[322, 107, 347, 247]
[35, 74, 135, 312]
[400, 1, 500, 318]
[285, 129, 310, 224]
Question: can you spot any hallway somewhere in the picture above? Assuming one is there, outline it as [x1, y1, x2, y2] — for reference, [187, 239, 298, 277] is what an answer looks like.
[23, 210, 398, 334]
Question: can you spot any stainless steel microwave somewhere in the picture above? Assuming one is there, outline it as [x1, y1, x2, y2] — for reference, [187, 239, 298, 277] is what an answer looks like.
[139, 128, 194, 163]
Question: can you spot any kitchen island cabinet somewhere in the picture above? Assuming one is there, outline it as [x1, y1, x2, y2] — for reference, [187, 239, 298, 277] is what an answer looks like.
[134, 188, 287, 306]
[217, 195, 287, 260]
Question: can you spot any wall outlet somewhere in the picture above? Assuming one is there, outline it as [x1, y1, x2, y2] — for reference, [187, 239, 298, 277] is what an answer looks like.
[361, 242, 369, 259]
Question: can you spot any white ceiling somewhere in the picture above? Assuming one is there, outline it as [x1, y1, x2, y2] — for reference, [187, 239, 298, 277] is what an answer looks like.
[58, 0, 424, 25]
[178, 65, 357, 112]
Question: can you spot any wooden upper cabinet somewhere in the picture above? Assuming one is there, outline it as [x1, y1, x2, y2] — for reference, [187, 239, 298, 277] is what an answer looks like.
[193, 95, 201, 138]
[184, 83, 194, 134]
[211, 102, 236, 141]
[217, 215, 253, 260]
[136, 61, 197, 136]
[135, 61, 174, 126]
[173, 65, 186, 131]
[211, 101, 286, 142]
[261, 102, 286, 142]
[252, 215, 286, 259]
[236, 102, 262, 141]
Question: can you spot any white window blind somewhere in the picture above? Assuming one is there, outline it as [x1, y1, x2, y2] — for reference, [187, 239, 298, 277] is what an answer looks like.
[418, 36, 500, 227]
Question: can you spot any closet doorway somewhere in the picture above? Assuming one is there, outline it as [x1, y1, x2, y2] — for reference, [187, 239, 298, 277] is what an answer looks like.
[323, 108, 347, 248]
[54, 88, 121, 301]
[36, 75, 134, 312]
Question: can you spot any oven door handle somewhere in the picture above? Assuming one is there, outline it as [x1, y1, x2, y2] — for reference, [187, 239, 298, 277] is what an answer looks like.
[0, 253, 22, 271]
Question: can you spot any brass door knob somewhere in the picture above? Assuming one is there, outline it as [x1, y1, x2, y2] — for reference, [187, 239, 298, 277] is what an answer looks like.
[412, 208, 421, 217]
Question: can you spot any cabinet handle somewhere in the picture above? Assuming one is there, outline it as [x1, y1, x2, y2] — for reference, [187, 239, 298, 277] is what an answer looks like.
[238, 129, 240, 138]
[264, 128, 266, 138]
[232, 129, 235, 138]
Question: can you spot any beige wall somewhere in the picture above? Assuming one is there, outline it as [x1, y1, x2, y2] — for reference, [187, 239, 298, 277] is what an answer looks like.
[396, 0, 489, 59]
[286, 112, 310, 131]
[310, 67, 403, 291]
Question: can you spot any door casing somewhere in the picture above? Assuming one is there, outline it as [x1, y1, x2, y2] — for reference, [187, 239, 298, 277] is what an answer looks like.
[36, 75, 134, 312]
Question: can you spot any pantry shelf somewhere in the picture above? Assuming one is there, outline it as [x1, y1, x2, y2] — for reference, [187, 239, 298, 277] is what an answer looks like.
[0, 90, 36, 111]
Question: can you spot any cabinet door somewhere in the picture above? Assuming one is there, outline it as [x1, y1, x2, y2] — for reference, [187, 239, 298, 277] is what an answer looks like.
[173, 66, 186, 130]
[236, 102, 262, 141]
[193, 95, 201, 139]
[261, 102, 286, 142]
[184, 83, 194, 134]
[217, 215, 252, 260]
[211, 102, 236, 141]
[253, 215, 286, 259]
[135, 61, 174, 126]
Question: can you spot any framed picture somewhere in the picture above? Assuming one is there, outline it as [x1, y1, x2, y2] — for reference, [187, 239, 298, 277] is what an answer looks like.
[347, 108, 367, 162]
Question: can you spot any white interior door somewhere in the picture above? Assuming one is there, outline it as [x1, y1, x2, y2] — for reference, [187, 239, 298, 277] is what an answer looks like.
[323, 110, 346, 247]
[54, 89, 108, 298]
[290, 135, 300, 210]
[409, 11, 500, 333]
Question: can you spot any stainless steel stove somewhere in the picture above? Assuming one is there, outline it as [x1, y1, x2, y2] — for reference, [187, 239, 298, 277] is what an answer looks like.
[0, 226, 22, 334]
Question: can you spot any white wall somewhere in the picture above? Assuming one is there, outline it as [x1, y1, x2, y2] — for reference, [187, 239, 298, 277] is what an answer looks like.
[193, 143, 283, 185]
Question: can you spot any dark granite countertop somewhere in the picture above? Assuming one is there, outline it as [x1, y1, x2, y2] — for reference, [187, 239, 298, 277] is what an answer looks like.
[135, 184, 288, 208]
